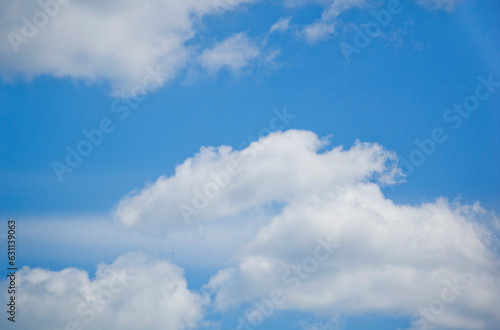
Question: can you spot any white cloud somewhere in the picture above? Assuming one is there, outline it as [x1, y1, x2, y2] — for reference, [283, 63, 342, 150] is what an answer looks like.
[0, 0, 257, 96]
[302, 21, 336, 43]
[110, 129, 500, 329]
[6, 129, 500, 329]
[318, 0, 367, 20]
[270, 17, 292, 34]
[298, 0, 464, 43]
[0, 253, 207, 330]
[198, 33, 262, 73]
[113, 129, 400, 229]
[18, 215, 266, 270]
[205, 181, 500, 328]
[299, 0, 366, 43]
[0, 0, 466, 92]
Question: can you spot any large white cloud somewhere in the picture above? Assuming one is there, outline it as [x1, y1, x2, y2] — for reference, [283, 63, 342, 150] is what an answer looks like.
[113, 129, 500, 329]
[0, 129, 497, 330]
[5, 130, 498, 329]
[206, 189, 500, 329]
[113, 129, 400, 229]
[0, 253, 208, 330]
[0, 0, 257, 96]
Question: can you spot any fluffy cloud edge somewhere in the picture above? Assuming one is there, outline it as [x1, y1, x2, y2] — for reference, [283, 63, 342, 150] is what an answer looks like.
[205, 189, 500, 329]
[112, 129, 403, 229]
[0, 252, 208, 330]
[0, 0, 260, 97]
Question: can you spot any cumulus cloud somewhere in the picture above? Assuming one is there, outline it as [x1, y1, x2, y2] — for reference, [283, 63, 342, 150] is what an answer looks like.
[113, 129, 499, 329]
[0, 0, 257, 96]
[113, 129, 400, 228]
[5, 129, 499, 329]
[198, 33, 262, 73]
[0, 253, 207, 330]
[206, 189, 500, 329]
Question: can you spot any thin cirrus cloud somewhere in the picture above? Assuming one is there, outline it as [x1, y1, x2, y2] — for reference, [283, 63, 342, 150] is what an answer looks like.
[0, 0, 258, 97]
[198, 33, 263, 74]
[301, 0, 366, 43]
[269, 17, 292, 34]
[298, 0, 467, 43]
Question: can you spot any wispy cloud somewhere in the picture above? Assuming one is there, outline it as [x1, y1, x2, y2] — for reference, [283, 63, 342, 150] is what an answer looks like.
[270, 17, 292, 34]
[198, 33, 262, 74]
[300, 0, 367, 43]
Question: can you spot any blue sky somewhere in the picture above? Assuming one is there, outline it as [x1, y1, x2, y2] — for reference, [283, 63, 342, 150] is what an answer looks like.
[0, 0, 499, 329]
